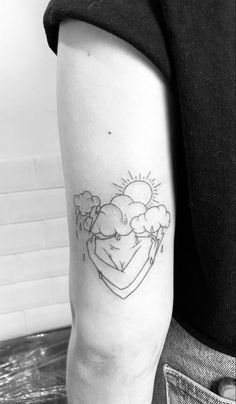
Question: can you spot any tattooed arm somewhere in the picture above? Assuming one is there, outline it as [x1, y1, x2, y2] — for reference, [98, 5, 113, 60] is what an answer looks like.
[87, 235, 162, 297]
[57, 20, 175, 404]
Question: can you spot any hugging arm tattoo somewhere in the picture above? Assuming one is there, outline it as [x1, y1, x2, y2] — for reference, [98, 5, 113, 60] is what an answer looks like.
[73, 172, 171, 299]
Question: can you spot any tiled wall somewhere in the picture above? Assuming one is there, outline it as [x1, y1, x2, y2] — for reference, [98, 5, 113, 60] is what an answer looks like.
[0, 156, 71, 341]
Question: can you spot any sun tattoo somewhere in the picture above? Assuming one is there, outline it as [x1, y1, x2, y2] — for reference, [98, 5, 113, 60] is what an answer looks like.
[73, 172, 170, 299]
[113, 171, 161, 206]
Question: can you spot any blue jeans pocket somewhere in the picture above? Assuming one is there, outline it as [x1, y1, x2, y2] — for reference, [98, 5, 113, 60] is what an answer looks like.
[164, 364, 234, 404]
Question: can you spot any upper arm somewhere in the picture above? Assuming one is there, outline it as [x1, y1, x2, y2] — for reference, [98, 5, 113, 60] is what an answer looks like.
[57, 19, 175, 376]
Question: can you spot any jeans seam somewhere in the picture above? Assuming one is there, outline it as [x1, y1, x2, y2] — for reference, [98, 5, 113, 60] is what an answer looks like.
[164, 366, 170, 404]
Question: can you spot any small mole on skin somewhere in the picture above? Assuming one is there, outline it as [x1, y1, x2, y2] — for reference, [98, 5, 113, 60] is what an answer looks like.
[87, 52, 91, 57]
[108, 131, 112, 135]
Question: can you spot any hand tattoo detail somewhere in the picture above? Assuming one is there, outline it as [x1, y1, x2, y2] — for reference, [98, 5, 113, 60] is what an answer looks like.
[74, 172, 170, 299]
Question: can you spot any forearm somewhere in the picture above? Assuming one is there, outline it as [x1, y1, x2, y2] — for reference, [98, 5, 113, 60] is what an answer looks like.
[68, 362, 156, 404]
[68, 367, 156, 404]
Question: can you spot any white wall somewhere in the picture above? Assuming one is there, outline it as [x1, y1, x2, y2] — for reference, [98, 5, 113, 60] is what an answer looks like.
[0, 0, 60, 159]
[0, 1, 71, 340]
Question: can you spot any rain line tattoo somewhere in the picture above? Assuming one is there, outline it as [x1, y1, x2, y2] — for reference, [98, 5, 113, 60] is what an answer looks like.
[73, 172, 170, 299]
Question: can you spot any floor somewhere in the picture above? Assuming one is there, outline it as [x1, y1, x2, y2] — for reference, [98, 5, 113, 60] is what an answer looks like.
[0, 327, 71, 404]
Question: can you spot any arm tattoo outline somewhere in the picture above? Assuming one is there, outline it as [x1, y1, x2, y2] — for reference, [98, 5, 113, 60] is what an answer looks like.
[73, 172, 170, 299]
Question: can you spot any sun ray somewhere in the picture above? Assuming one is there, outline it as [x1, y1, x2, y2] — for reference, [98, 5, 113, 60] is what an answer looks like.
[113, 183, 123, 190]
[114, 172, 162, 206]
[146, 171, 151, 180]
[128, 170, 134, 180]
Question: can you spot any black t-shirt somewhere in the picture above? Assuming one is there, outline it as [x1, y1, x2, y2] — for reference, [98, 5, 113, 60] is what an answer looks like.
[43, 0, 236, 357]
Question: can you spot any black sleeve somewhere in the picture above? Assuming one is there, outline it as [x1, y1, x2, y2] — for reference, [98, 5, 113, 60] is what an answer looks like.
[43, 0, 171, 81]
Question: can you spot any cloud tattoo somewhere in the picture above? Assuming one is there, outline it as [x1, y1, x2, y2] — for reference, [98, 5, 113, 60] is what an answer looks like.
[131, 205, 170, 234]
[91, 195, 146, 237]
[74, 191, 101, 216]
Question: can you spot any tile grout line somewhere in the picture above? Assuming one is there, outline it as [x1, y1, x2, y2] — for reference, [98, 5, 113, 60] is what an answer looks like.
[0, 215, 68, 229]
[0, 185, 65, 196]
[0, 301, 71, 318]
[0, 272, 69, 288]
[0, 241, 69, 258]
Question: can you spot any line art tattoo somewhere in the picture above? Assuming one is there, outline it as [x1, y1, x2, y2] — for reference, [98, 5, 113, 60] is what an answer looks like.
[73, 172, 170, 299]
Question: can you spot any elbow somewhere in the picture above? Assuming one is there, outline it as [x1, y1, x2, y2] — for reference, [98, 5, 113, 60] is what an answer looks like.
[70, 326, 163, 388]
[70, 330, 157, 384]
[71, 317, 125, 380]
[73, 339, 120, 380]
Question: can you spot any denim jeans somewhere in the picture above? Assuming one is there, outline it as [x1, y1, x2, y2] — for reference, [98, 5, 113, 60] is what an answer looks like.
[152, 318, 236, 404]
